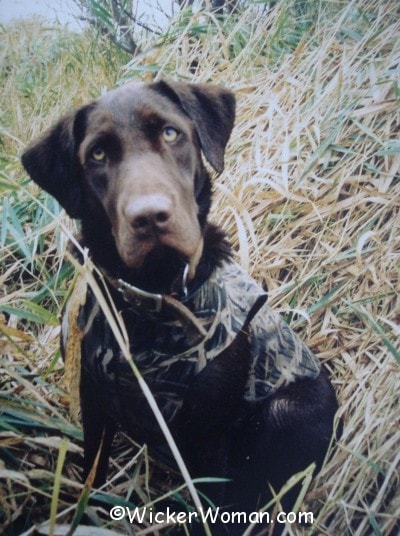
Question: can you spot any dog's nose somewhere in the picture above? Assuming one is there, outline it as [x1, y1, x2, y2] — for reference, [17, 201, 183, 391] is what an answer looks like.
[125, 195, 173, 233]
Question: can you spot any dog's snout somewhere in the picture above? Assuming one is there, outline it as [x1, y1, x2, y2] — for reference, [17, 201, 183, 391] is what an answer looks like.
[125, 195, 173, 233]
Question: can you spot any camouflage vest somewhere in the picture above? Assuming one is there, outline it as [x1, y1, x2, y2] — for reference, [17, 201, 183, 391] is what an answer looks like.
[63, 261, 320, 425]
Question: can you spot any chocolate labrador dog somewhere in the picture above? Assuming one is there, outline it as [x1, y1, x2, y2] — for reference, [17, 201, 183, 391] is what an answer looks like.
[22, 80, 338, 533]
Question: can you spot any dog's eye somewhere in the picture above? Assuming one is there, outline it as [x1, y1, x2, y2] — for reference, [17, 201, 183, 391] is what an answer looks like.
[162, 127, 179, 143]
[91, 147, 106, 161]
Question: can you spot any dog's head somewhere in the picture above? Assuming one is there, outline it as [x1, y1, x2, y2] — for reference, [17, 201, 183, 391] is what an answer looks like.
[22, 80, 235, 277]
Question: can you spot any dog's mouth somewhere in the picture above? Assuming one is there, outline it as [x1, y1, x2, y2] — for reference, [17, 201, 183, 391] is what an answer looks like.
[119, 233, 193, 268]
[115, 217, 201, 270]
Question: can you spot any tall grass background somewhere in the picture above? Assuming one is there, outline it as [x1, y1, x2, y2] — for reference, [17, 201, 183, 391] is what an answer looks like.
[0, 0, 399, 534]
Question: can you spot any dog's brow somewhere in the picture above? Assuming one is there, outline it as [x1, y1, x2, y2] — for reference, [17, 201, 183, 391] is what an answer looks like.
[104, 99, 134, 126]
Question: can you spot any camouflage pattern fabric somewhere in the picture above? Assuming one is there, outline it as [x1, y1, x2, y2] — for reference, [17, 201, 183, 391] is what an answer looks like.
[63, 261, 320, 427]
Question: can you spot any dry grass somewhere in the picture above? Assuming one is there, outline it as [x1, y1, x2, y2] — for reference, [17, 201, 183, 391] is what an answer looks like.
[1, 1, 400, 534]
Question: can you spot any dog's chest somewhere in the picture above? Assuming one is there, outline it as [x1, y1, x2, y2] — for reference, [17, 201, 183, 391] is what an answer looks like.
[73, 263, 261, 424]
[78, 297, 208, 428]
[63, 262, 321, 437]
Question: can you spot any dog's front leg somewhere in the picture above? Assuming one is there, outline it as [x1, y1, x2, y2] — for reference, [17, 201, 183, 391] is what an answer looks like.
[179, 426, 230, 506]
[176, 333, 252, 509]
[80, 369, 116, 487]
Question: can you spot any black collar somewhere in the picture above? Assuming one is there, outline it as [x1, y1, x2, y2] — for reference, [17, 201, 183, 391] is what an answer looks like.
[102, 268, 208, 346]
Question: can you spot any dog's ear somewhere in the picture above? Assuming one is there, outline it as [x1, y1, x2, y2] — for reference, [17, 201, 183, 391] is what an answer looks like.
[154, 80, 236, 173]
[21, 104, 94, 218]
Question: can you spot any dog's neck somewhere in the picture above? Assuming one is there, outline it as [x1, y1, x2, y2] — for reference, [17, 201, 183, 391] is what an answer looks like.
[78, 222, 232, 297]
